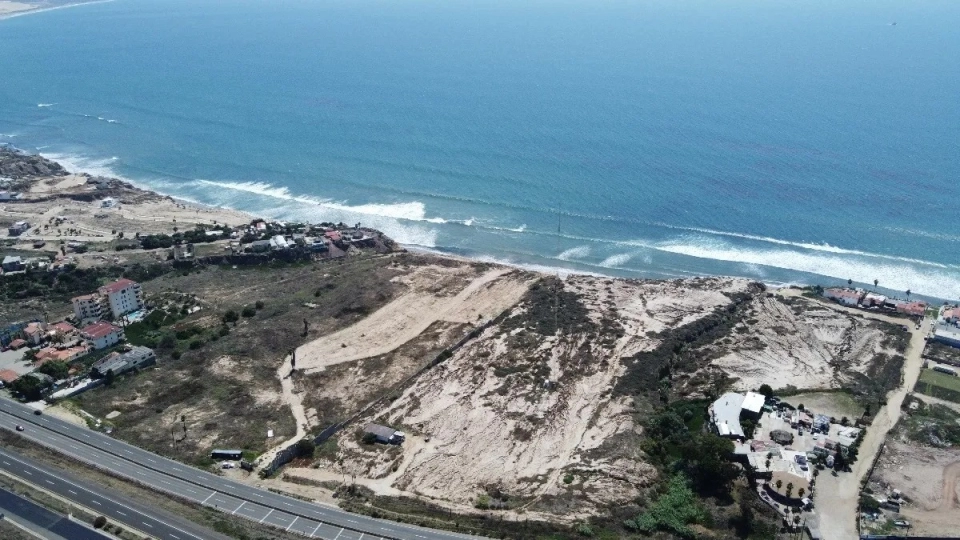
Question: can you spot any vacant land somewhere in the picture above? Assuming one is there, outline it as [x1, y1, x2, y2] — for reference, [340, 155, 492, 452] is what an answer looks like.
[70, 253, 414, 465]
[783, 391, 865, 420]
[869, 397, 960, 537]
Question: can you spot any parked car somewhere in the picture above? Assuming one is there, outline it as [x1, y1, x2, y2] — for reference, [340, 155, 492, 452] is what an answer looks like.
[221, 462, 236, 469]
[33, 410, 41, 415]
[894, 520, 911, 528]
[15, 425, 24, 431]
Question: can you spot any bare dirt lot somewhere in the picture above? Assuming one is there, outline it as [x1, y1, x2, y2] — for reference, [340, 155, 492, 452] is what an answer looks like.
[299, 276, 753, 520]
[705, 292, 907, 397]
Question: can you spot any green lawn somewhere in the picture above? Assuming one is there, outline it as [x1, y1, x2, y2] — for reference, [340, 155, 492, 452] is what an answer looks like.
[920, 369, 960, 391]
[916, 369, 960, 403]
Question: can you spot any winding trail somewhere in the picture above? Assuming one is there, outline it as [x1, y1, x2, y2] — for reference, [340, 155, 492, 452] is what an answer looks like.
[777, 289, 929, 540]
[255, 354, 308, 472]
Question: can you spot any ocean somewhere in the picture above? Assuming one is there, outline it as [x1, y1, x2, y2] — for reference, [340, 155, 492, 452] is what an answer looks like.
[1, 0, 958, 300]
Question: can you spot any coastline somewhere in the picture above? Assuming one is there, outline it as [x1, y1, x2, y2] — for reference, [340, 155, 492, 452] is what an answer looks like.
[0, 0, 112, 21]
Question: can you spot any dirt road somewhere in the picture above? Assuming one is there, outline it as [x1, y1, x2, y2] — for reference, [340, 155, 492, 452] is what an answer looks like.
[777, 289, 928, 540]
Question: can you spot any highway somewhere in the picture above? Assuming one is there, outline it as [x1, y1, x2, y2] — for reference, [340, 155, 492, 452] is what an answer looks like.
[0, 446, 229, 540]
[0, 484, 109, 540]
[0, 398, 481, 540]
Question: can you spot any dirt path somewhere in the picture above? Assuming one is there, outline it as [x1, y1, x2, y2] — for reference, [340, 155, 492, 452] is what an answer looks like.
[255, 354, 308, 472]
[938, 461, 960, 511]
[296, 268, 528, 373]
[777, 289, 928, 540]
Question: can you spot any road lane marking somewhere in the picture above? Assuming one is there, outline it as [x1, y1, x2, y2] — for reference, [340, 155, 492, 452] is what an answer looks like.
[142, 522, 153, 528]
[117, 511, 127, 517]
[259, 509, 273, 523]
[201, 492, 217, 504]
[171, 535, 179, 540]
[69, 444, 79, 450]
[23, 470, 31, 475]
[286, 516, 298, 532]
[232, 501, 246, 515]
[68, 490, 77, 495]
[45, 480, 54, 485]
[310, 523, 321, 538]
[2, 461, 10, 465]
[147, 458, 157, 463]
[334, 528, 344, 540]
[92, 500, 101, 505]
[283, 502, 293, 507]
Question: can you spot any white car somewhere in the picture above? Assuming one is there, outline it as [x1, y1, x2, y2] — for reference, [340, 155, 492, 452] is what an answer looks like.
[221, 462, 236, 469]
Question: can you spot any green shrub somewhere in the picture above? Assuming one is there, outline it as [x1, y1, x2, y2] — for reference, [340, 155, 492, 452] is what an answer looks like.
[222, 309, 239, 323]
[624, 475, 705, 539]
[241, 305, 256, 318]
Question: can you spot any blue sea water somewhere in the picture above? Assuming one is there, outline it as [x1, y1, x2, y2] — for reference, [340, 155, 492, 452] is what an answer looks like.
[1, 0, 958, 299]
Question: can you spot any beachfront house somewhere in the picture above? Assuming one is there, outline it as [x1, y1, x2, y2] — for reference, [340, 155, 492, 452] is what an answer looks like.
[895, 300, 927, 317]
[823, 287, 863, 307]
[363, 423, 406, 445]
[91, 346, 156, 378]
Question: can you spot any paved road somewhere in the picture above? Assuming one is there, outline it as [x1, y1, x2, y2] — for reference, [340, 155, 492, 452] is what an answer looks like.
[777, 289, 929, 540]
[0, 446, 228, 540]
[0, 484, 109, 540]
[0, 398, 481, 540]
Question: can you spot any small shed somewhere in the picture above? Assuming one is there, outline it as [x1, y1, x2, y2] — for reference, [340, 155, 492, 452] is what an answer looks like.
[364, 423, 405, 445]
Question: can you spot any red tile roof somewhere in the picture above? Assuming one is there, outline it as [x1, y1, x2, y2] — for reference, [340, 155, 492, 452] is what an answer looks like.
[99, 278, 139, 295]
[52, 322, 76, 335]
[81, 321, 122, 339]
[0, 369, 18, 383]
[8, 338, 26, 349]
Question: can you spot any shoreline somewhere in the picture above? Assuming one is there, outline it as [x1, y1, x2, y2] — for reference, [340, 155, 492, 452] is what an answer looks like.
[2, 145, 950, 302]
[0, 0, 112, 21]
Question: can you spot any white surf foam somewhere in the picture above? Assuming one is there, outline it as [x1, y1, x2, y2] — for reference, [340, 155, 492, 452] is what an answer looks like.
[656, 237, 959, 299]
[558, 246, 591, 261]
[599, 253, 633, 268]
[37, 103, 56, 108]
[657, 223, 947, 268]
[40, 152, 121, 178]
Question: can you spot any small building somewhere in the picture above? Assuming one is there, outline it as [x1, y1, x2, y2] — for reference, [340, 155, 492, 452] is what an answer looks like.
[22, 322, 48, 346]
[710, 392, 746, 439]
[8, 338, 27, 350]
[823, 288, 863, 307]
[100, 197, 116, 208]
[862, 292, 887, 307]
[1, 255, 24, 272]
[741, 391, 765, 419]
[173, 243, 194, 261]
[895, 301, 927, 317]
[0, 369, 19, 385]
[364, 423, 406, 444]
[943, 308, 960, 324]
[50, 322, 77, 340]
[35, 344, 90, 364]
[813, 414, 831, 433]
[0, 191, 20, 201]
[324, 230, 343, 243]
[211, 449, 243, 460]
[307, 238, 329, 252]
[8, 221, 30, 236]
[204, 229, 223, 239]
[933, 323, 960, 349]
[80, 321, 125, 350]
[269, 235, 288, 250]
[247, 240, 272, 253]
[91, 346, 156, 377]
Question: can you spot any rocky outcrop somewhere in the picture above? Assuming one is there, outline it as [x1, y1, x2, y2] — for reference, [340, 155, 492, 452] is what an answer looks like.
[0, 147, 68, 179]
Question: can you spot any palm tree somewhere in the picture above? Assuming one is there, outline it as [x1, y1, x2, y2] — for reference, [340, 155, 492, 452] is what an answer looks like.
[786, 482, 793, 498]
[906, 289, 911, 298]
[775, 479, 783, 490]
[798, 488, 805, 498]
[874, 279, 879, 289]
[848, 278, 853, 286]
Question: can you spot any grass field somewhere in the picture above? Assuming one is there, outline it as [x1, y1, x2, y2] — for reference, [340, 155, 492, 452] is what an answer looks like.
[916, 369, 960, 403]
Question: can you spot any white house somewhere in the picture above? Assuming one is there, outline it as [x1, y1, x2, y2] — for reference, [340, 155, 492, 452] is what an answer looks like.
[80, 321, 125, 350]
[823, 288, 863, 307]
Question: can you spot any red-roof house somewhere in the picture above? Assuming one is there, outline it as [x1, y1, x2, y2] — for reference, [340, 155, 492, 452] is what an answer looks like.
[80, 321, 125, 350]
[0, 369, 18, 384]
